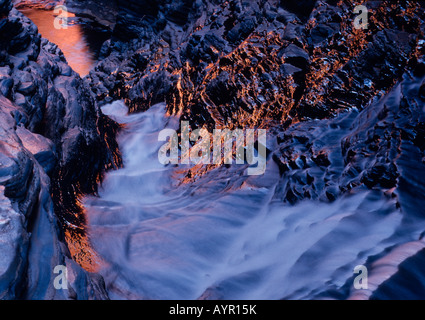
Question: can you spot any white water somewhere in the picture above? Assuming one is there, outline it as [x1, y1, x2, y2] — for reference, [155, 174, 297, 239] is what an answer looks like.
[83, 101, 423, 300]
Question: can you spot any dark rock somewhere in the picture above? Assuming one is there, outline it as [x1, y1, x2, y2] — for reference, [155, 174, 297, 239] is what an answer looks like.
[419, 81, 425, 100]
[16, 126, 56, 174]
[0, 5, 122, 299]
[4, 0, 425, 300]
[0, 0, 12, 16]
[279, 0, 316, 22]
[0, 77, 13, 97]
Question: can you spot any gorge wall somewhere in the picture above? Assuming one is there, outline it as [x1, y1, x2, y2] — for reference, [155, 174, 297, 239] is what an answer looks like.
[1, 0, 425, 299]
[0, 0, 119, 299]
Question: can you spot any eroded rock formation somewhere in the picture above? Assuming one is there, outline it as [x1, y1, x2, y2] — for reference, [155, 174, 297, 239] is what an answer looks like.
[0, 0, 119, 299]
[1, 0, 425, 299]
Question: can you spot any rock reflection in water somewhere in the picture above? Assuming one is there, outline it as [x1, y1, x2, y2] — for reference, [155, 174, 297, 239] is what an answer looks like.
[19, 8, 96, 77]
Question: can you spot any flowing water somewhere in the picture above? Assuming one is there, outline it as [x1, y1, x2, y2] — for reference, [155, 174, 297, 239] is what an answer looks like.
[82, 100, 425, 300]
[19, 8, 109, 76]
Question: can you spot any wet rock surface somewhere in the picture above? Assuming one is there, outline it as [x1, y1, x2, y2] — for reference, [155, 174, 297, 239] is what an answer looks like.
[0, 0, 118, 299]
[1, 0, 425, 299]
[85, 0, 424, 130]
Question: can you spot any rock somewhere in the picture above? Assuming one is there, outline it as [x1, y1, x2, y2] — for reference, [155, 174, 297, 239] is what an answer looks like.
[0, 4, 121, 299]
[279, 0, 316, 22]
[0, 65, 11, 77]
[419, 81, 425, 100]
[281, 43, 309, 61]
[0, 77, 13, 97]
[64, 0, 117, 28]
[0, 0, 12, 16]
[3, 0, 425, 300]
[0, 187, 28, 299]
[281, 64, 302, 76]
[16, 126, 56, 174]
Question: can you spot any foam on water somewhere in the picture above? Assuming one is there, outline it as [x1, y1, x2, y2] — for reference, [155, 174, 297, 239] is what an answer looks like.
[83, 101, 425, 300]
